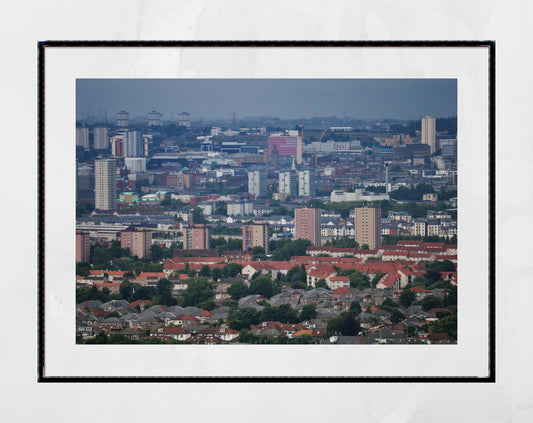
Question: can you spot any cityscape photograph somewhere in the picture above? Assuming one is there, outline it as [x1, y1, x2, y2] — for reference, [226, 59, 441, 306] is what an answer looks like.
[75, 79, 458, 345]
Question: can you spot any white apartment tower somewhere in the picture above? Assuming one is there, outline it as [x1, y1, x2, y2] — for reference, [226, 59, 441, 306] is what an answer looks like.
[76, 127, 89, 148]
[279, 171, 298, 196]
[421, 116, 437, 155]
[124, 157, 147, 173]
[148, 110, 163, 126]
[298, 170, 315, 197]
[178, 112, 191, 127]
[117, 110, 129, 127]
[93, 127, 109, 150]
[248, 170, 268, 199]
[95, 159, 117, 211]
[124, 131, 143, 157]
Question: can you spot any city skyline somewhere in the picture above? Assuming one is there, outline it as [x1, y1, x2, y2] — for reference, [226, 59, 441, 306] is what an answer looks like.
[76, 79, 457, 122]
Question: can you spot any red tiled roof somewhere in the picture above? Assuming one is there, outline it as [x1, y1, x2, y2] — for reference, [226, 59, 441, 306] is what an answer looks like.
[151, 327, 190, 335]
[426, 308, 452, 316]
[383, 250, 408, 256]
[129, 299, 152, 307]
[409, 286, 432, 293]
[329, 276, 349, 281]
[377, 272, 399, 288]
[408, 252, 432, 258]
[435, 254, 457, 261]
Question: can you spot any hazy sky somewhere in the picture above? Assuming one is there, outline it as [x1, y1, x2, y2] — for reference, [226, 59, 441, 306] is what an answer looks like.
[76, 79, 457, 121]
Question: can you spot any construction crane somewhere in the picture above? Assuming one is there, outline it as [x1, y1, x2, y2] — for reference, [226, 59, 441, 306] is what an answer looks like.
[314, 129, 327, 167]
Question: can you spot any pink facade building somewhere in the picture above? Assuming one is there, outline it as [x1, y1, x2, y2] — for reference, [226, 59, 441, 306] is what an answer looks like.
[295, 207, 321, 246]
[76, 230, 91, 263]
[184, 224, 211, 250]
[268, 135, 298, 156]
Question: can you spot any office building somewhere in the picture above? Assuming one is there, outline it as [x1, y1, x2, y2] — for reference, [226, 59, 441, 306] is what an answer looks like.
[76, 230, 91, 263]
[121, 228, 152, 258]
[76, 127, 89, 148]
[184, 224, 211, 250]
[295, 207, 321, 246]
[117, 110, 129, 127]
[248, 170, 268, 198]
[178, 112, 191, 127]
[227, 201, 253, 216]
[298, 170, 316, 197]
[242, 221, 270, 253]
[440, 138, 457, 160]
[165, 173, 190, 189]
[124, 131, 143, 157]
[268, 132, 303, 165]
[109, 134, 124, 157]
[76, 163, 94, 205]
[94, 159, 117, 211]
[148, 110, 163, 126]
[354, 207, 381, 249]
[421, 116, 437, 155]
[93, 127, 109, 150]
[279, 171, 297, 196]
[124, 157, 147, 173]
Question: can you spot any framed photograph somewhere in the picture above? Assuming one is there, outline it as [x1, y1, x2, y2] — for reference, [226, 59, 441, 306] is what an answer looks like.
[39, 41, 494, 381]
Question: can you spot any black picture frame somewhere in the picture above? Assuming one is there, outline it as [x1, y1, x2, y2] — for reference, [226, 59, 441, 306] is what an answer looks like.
[38, 40, 495, 383]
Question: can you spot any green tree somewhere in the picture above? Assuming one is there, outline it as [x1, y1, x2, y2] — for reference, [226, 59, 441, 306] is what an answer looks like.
[227, 307, 261, 330]
[427, 260, 456, 272]
[211, 267, 223, 281]
[76, 262, 90, 277]
[85, 332, 109, 344]
[227, 280, 249, 301]
[431, 313, 457, 339]
[347, 303, 361, 316]
[119, 281, 135, 301]
[130, 285, 156, 302]
[150, 244, 164, 261]
[248, 275, 279, 299]
[198, 265, 211, 278]
[300, 304, 317, 321]
[197, 299, 216, 311]
[348, 270, 370, 290]
[420, 295, 444, 311]
[284, 265, 307, 286]
[224, 263, 243, 278]
[382, 297, 400, 309]
[238, 328, 259, 344]
[191, 207, 206, 224]
[154, 278, 176, 306]
[399, 289, 417, 308]
[314, 279, 329, 290]
[443, 286, 457, 306]
[390, 309, 405, 324]
[180, 278, 215, 307]
[327, 312, 361, 336]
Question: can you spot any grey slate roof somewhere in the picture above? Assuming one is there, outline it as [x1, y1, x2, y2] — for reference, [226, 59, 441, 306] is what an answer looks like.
[120, 313, 141, 322]
[182, 306, 202, 316]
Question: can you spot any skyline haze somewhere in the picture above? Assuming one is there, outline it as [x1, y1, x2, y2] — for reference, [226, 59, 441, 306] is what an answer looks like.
[77, 79, 457, 122]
